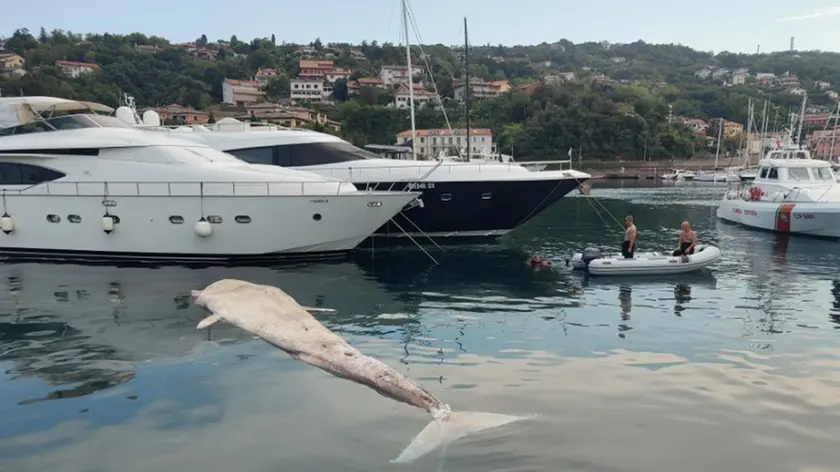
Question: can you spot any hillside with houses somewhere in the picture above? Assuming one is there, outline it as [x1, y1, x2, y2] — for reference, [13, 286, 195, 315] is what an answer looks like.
[2, 27, 840, 160]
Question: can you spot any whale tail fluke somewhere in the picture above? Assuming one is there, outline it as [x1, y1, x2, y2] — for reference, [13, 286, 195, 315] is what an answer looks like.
[390, 410, 534, 464]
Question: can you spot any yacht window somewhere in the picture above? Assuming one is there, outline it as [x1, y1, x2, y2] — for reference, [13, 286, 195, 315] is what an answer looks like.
[787, 167, 811, 180]
[67, 214, 82, 223]
[182, 147, 243, 163]
[0, 163, 66, 186]
[815, 167, 834, 180]
[794, 151, 808, 159]
[0, 114, 130, 136]
[230, 142, 378, 167]
[767, 168, 779, 179]
[228, 146, 274, 164]
[234, 215, 251, 224]
[759, 167, 769, 178]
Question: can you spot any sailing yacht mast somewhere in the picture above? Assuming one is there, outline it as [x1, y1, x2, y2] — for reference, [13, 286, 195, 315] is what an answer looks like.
[795, 92, 807, 146]
[401, 0, 417, 159]
[714, 117, 723, 168]
[464, 16, 471, 161]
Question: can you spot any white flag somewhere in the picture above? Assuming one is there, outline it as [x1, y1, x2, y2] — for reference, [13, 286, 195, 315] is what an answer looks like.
[567, 147, 573, 157]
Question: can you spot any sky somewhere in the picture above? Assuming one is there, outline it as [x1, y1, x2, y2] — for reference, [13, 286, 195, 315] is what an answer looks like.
[2, 0, 840, 54]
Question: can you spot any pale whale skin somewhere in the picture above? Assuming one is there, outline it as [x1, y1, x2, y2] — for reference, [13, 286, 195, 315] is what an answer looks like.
[192, 278, 532, 464]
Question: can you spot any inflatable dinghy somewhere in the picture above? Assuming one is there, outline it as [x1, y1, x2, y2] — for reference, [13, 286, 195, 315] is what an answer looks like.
[569, 244, 722, 276]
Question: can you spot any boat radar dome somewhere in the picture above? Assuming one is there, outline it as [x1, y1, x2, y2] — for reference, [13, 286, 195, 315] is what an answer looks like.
[115, 106, 138, 125]
[142, 110, 161, 126]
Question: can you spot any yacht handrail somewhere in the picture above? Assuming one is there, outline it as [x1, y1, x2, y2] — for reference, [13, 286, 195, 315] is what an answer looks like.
[0, 180, 415, 197]
[309, 161, 578, 176]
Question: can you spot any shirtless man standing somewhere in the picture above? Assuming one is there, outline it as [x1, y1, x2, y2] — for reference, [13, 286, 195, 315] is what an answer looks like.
[622, 215, 636, 259]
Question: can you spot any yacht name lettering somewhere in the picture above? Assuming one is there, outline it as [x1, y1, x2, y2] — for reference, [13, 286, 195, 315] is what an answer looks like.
[309, 199, 329, 203]
[407, 182, 435, 190]
[794, 213, 815, 220]
[733, 208, 742, 214]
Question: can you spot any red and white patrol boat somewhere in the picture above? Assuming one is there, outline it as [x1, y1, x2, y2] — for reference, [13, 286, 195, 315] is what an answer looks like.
[717, 142, 840, 238]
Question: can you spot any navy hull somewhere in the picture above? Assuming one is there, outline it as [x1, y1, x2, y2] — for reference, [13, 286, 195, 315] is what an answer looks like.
[356, 177, 586, 238]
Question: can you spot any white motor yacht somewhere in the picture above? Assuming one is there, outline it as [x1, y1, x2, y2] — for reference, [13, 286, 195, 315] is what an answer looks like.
[122, 111, 591, 240]
[0, 97, 419, 263]
[716, 145, 840, 238]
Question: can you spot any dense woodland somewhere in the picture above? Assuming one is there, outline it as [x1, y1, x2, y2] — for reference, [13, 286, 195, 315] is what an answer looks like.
[3, 28, 840, 160]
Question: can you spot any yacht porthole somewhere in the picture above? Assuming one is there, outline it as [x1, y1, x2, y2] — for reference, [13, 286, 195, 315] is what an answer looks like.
[169, 215, 185, 224]
[441, 193, 452, 202]
[481, 192, 492, 200]
[313, 213, 322, 221]
[110, 215, 121, 224]
[46, 214, 61, 223]
[208, 215, 223, 224]
[67, 214, 82, 223]
[235, 215, 252, 224]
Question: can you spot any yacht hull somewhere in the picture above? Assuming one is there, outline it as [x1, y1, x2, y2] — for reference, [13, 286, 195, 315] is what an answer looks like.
[716, 198, 840, 238]
[356, 177, 586, 238]
[0, 192, 418, 263]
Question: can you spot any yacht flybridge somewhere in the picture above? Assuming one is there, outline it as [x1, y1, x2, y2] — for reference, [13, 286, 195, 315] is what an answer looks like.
[717, 95, 840, 238]
[0, 97, 420, 262]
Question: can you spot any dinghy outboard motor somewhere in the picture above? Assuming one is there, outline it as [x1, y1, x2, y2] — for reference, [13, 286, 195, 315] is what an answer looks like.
[581, 247, 603, 268]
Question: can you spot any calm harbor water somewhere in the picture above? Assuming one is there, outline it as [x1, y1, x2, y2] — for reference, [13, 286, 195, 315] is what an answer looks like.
[2, 181, 840, 472]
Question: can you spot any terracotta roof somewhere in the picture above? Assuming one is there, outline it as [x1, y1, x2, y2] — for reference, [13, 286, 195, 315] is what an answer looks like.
[56, 60, 100, 69]
[300, 59, 334, 69]
[348, 77, 385, 88]
[141, 104, 208, 115]
[397, 128, 492, 138]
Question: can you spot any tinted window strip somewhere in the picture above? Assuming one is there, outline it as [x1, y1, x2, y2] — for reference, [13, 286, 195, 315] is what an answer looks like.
[0, 148, 100, 156]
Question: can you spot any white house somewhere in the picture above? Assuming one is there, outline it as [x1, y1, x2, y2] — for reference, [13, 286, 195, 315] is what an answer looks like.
[391, 83, 438, 109]
[222, 79, 265, 105]
[56, 60, 100, 78]
[290, 78, 329, 102]
[396, 128, 493, 157]
[379, 65, 424, 86]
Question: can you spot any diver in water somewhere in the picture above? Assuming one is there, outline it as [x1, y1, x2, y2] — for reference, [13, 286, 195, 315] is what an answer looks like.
[527, 255, 551, 267]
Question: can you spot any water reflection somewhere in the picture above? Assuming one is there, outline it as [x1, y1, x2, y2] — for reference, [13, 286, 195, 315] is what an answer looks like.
[0, 248, 579, 408]
[830, 279, 840, 329]
[3, 183, 840, 471]
[674, 283, 692, 315]
[618, 285, 632, 338]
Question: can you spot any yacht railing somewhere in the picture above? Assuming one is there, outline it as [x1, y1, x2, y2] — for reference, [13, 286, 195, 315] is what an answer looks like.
[309, 160, 580, 178]
[0, 180, 413, 197]
[156, 122, 309, 133]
